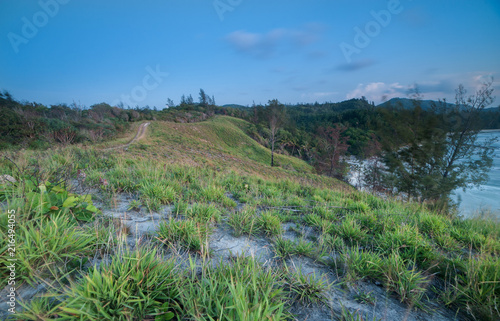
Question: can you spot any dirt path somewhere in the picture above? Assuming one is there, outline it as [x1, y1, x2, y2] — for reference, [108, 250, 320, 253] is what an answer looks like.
[103, 122, 150, 151]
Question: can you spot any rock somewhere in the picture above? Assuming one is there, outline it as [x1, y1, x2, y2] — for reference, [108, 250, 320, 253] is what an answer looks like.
[0, 175, 16, 185]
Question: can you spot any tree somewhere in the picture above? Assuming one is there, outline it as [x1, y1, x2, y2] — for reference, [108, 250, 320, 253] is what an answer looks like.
[362, 133, 385, 192]
[315, 124, 350, 179]
[266, 99, 286, 167]
[199, 89, 207, 106]
[381, 81, 497, 208]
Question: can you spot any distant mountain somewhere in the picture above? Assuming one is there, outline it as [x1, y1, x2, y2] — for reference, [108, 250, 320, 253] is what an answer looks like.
[377, 98, 455, 111]
[377, 98, 500, 113]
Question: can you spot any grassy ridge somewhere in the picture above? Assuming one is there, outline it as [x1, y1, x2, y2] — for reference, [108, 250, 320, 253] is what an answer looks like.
[1, 116, 499, 320]
[137, 116, 317, 177]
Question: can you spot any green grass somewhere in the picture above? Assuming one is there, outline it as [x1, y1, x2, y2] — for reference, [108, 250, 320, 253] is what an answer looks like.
[273, 237, 324, 260]
[0, 213, 102, 287]
[2, 117, 500, 321]
[258, 210, 283, 237]
[186, 203, 221, 223]
[381, 252, 430, 308]
[228, 206, 261, 237]
[339, 305, 381, 321]
[140, 181, 177, 205]
[157, 218, 211, 253]
[284, 267, 330, 306]
[340, 247, 384, 282]
[180, 255, 287, 321]
[334, 217, 368, 246]
[18, 247, 180, 320]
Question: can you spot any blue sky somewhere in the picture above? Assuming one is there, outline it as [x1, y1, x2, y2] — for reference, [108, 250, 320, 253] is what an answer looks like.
[1, 0, 500, 108]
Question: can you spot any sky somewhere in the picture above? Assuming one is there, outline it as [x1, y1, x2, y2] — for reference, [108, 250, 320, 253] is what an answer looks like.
[1, 0, 500, 109]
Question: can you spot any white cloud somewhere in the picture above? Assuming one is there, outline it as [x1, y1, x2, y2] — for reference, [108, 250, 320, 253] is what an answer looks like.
[346, 82, 405, 103]
[345, 73, 499, 105]
[225, 24, 326, 59]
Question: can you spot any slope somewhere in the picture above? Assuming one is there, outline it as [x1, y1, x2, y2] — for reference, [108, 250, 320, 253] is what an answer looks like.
[125, 115, 337, 185]
[0, 116, 499, 321]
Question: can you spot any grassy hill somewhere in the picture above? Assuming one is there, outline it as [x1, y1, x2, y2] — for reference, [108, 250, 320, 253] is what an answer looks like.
[0, 116, 499, 320]
[108, 116, 343, 188]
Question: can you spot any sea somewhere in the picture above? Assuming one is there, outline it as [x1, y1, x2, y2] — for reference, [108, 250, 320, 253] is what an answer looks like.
[453, 130, 500, 219]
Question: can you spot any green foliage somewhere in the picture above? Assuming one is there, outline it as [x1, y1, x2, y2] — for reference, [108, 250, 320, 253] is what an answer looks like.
[258, 211, 283, 237]
[273, 237, 320, 259]
[273, 238, 297, 259]
[157, 218, 211, 253]
[353, 290, 376, 305]
[17, 296, 61, 320]
[56, 248, 180, 320]
[201, 184, 225, 202]
[186, 203, 221, 223]
[0, 214, 100, 287]
[140, 181, 177, 205]
[180, 255, 287, 321]
[6, 179, 99, 221]
[127, 199, 141, 211]
[284, 268, 330, 305]
[173, 199, 189, 216]
[381, 252, 429, 308]
[443, 254, 500, 320]
[340, 247, 383, 282]
[380, 82, 497, 205]
[0, 93, 152, 149]
[334, 217, 368, 245]
[340, 305, 381, 321]
[228, 207, 261, 237]
[377, 224, 436, 266]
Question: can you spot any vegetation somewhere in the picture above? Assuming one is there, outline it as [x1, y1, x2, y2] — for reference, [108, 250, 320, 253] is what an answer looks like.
[380, 82, 497, 208]
[0, 116, 497, 320]
[0, 85, 499, 320]
[0, 90, 154, 149]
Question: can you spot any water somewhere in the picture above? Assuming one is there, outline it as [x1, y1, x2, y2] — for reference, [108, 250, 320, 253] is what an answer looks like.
[453, 130, 500, 218]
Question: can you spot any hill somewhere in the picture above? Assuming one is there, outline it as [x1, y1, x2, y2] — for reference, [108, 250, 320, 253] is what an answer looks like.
[377, 98, 453, 110]
[0, 116, 499, 320]
[114, 116, 332, 182]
